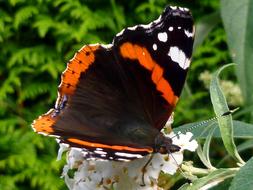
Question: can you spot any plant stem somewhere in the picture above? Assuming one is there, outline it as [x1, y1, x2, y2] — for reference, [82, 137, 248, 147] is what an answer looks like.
[181, 164, 240, 176]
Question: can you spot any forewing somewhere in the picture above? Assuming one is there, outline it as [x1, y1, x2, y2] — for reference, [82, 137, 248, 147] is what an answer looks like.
[113, 6, 194, 130]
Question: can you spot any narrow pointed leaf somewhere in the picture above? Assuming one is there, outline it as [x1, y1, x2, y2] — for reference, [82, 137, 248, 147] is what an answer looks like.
[210, 64, 244, 164]
[203, 126, 216, 169]
[197, 145, 211, 169]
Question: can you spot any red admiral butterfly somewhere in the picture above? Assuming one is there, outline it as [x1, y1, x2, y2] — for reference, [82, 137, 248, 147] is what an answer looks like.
[32, 6, 194, 161]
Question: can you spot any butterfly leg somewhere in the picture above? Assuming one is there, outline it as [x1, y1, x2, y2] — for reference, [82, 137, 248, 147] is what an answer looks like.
[140, 154, 154, 186]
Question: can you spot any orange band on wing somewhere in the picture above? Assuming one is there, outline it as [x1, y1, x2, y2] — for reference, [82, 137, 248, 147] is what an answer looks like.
[68, 138, 153, 153]
[33, 45, 99, 135]
[120, 42, 177, 105]
[59, 45, 99, 96]
[55, 45, 99, 111]
[32, 109, 56, 134]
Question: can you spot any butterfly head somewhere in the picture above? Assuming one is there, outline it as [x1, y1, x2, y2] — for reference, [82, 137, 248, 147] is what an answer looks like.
[154, 132, 181, 154]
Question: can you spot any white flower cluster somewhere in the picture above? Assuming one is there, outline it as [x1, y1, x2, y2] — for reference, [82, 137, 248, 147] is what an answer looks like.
[58, 132, 198, 190]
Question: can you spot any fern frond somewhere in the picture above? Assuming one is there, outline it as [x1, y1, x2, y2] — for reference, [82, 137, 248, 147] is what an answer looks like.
[33, 16, 55, 37]
[0, 117, 25, 133]
[14, 6, 39, 28]
[18, 83, 53, 103]
[7, 46, 62, 69]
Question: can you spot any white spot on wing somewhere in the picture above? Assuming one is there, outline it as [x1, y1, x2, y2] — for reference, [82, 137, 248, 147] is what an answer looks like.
[101, 44, 113, 48]
[115, 152, 143, 158]
[178, 26, 181, 29]
[94, 150, 107, 155]
[168, 46, 191, 69]
[117, 158, 131, 162]
[157, 32, 168, 42]
[168, 27, 173, 31]
[170, 6, 177, 10]
[184, 29, 194, 38]
[153, 44, 157, 51]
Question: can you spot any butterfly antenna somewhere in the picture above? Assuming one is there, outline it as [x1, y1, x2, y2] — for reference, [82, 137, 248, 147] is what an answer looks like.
[171, 107, 239, 139]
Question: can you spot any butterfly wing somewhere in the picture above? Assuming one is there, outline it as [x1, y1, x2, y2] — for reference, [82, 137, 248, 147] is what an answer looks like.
[32, 6, 194, 161]
[113, 6, 194, 130]
[33, 44, 156, 160]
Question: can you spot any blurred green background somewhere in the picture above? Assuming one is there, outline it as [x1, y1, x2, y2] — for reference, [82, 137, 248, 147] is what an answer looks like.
[0, 0, 252, 189]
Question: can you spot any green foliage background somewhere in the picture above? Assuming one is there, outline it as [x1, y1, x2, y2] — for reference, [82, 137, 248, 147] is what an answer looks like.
[0, 0, 249, 189]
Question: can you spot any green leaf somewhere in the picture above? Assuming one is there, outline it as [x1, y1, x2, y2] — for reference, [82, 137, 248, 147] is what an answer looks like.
[210, 178, 232, 190]
[210, 64, 244, 163]
[178, 169, 237, 190]
[202, 126, 216, 169]
[217, 139, 253, 167]
[196, 124, 216, 169]
[236, 139, 253, 152]
[196, 146, 212, 170]
[221, 0, 253, 108]
[229, 157, 253, 190]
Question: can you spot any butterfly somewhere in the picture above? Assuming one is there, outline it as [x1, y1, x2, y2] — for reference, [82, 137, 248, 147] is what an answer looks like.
[32, 5, 194, 162]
